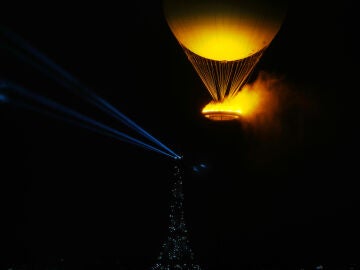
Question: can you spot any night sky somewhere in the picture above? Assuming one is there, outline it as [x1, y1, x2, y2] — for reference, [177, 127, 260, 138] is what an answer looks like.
[0, 0, 356, 269]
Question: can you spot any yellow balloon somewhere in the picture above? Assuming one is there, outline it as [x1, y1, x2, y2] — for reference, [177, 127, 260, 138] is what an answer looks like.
[163, 0, 287, 61]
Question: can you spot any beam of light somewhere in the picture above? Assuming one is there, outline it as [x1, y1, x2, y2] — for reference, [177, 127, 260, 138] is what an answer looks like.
[0, 81, 177, 159]
[12, 99, 175, 159]
[0, 27, 181, 159]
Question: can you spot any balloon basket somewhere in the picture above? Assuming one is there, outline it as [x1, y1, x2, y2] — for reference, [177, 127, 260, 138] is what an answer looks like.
[202, 111, 240, 121]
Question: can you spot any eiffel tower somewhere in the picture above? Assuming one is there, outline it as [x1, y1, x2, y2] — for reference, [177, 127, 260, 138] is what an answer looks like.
[151, 162, 202, 270]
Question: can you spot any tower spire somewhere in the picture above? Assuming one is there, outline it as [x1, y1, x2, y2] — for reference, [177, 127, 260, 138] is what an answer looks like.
[152, 162, 202, 270]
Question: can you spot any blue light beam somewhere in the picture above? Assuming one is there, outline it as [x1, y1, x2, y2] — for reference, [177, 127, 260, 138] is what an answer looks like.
[0, 81, 177, 159]
[0, 27, 181, 159]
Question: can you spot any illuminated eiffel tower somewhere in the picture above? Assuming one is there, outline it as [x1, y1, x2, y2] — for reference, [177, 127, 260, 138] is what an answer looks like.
[151, 162, 202, 270]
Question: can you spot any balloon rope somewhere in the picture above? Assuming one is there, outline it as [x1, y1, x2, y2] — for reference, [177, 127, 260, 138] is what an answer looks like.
[184, 46, 218, 101]
[183, 46, 266, 102]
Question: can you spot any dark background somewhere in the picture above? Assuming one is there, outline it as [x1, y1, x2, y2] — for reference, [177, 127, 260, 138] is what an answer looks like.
[0, 0, 356, 269]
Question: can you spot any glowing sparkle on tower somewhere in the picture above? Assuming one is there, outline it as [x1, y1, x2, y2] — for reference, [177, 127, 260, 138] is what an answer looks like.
[151, 163, 202, 270]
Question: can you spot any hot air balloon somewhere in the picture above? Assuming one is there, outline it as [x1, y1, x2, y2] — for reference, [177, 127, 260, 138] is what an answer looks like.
[163, 0, 287, 120]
